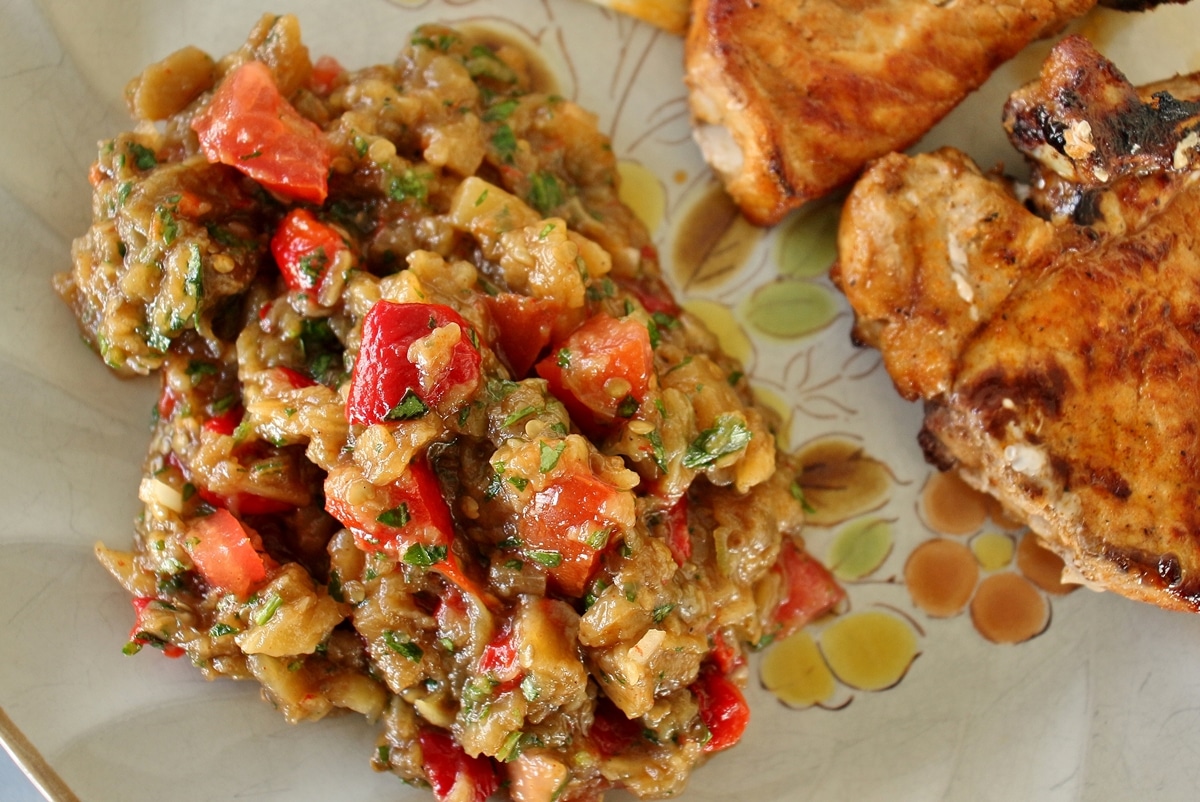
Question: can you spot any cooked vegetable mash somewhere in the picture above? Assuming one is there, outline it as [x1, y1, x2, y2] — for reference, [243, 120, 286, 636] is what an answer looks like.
[56, 14, 842, 801]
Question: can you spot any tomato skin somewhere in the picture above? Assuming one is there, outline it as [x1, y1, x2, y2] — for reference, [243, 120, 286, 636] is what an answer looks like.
[128, 598, 185, 658]
[190, 60, 331, 204]
[309, 54, 345, 94]
[273, 365, 317, 389]
[346, 301, 482, 425]
[324, 459, 454, 556]
[477, 630, 521, 692]
[483, 292, 562, 378]
[186, 508, 269, 597]
[772, 540, 844, 637]
[692, 666, 749, 753]
[665, 495, 691, 566]
[519, 471, 625, 597]
[536, 313, 654, 436]
[589, 697, 642, 757]
[270, 209, 348, 295]
[418, 728, 500, 802]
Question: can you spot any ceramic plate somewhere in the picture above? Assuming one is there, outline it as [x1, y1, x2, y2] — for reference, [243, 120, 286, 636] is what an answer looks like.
[3, 1, 1200, 800]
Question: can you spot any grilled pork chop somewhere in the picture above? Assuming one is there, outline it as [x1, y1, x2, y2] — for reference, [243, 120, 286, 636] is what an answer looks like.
[833, 37, 1200, 611]
[684, 0, 1190, 226]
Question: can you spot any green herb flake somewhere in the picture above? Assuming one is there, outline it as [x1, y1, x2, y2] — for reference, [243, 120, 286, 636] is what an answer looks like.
[382, 630, 423, 662]
[385, 389, 429, 421]
[474, 188, 490, 207]
[538, 440, 566, 473]
[586, 528, 611, 550]
[491, 124, 518, 163]
[507, 476, 529, 492]
[502, 405, 541, 428]
[254, 593, 283, 626]
[528, 549, 562, 568]
[527, 172, 563, 215]
[616, 395, 639, 418]
[681, 414, 753, 470]
[504, 558, 525, 570]
[209, 622, 239, 638]
[646, 429, 668, 474]
[128, 141, 157, 170]
[388, 169, 429, 203]
[727, 370, 745, 386]
[538, 222, 556, 239]
[210, 393, 238, 414]
[520, 674, 540, 702]
[790, 481, 817, 514]
[483, 98, 520, 122]
[377, 503, 411, 528]
[652, 603, 675, 623]
[555, 348, 571, 369]
[328, 569, 345, 602]
[402, 542, 447, 567]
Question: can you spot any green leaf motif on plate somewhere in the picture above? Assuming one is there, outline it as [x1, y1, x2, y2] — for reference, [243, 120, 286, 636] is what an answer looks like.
[828, 517, 893, 580]
[776, 197, 841, 279]
[742, 280, 838, 340]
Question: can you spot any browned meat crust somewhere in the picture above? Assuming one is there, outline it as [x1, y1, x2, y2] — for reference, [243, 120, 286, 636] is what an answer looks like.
[684, 0, 1096, 226]
[834, 37, 1200, 611]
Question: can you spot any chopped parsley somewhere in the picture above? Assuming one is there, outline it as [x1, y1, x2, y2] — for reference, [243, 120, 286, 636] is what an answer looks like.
[377, 503, 411, 528]
[527, 549, 562, 568]
[527, 171, 563, 215]
[402, 542, 447, 567]
[385, 389, 429, 420]
[382, 630, 423, 662]
[538, 440, 566, 473]
[682, 414, 752, 470]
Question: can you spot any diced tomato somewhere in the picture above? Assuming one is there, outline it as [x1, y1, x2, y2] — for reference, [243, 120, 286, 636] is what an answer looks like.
[191, 60, 331, 204]
[186, 508, 269, 597]
[157, 379, 179, 420]
[614, 273, 680, 317]
[309, 54, 345, 94]
[772, 540, 845, 637]
[128, 598, 185, 658]
[273, 365, 318, 389]
[325, 459, 454, 555]
[589, 697, 642, 757]
[418, 728, 500, 802]
[536, 313, 654, 437]
[202, 405, 243, 436]
[692, 666, 749, 753]
[346, 301, 482, 425]
[483, 292, 562, 378]
[477, 629, 521, 691]
[708, 630, 745, 675]
[519, 470, 626, 597]
[665, 495, 691, 566]
[270, 208, 349, 295]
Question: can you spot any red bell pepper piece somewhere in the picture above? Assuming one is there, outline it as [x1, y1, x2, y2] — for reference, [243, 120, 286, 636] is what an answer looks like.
[692, 666, 749, 753]
[483, 292, 563, 378]
[270, 208, 349, 295]
[417, 728, 500, 802]
[346, 301, 481, 425]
